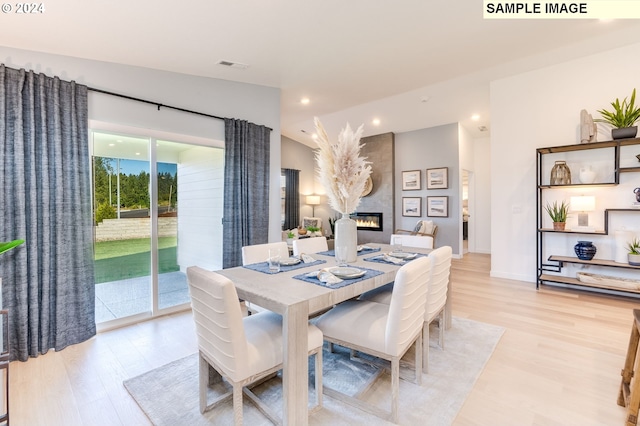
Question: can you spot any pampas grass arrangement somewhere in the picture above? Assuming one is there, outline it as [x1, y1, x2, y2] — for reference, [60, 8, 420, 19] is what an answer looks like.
[314, 117, 372, 215]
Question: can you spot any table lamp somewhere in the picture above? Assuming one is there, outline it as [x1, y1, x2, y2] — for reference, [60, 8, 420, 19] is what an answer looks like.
[306, 195, 320, 216]
[570, 195, 596, 232]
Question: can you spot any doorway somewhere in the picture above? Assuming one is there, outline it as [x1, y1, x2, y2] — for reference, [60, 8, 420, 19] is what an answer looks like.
[91, 130, 223, 328]
[462, 169, 475, 255]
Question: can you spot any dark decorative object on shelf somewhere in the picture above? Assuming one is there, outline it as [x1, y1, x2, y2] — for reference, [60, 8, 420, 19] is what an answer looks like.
[550, 161, 571, 185]
[574, 240, 597, 261]
[636, 154, 640, 162]
[635, 187, 640, 202]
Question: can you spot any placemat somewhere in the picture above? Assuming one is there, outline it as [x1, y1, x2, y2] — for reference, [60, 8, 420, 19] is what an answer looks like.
[293, 266, 383, 289]
[364, 252, 429, 265]
[243, 259, 326, 274]
[318, 246, 381, 257]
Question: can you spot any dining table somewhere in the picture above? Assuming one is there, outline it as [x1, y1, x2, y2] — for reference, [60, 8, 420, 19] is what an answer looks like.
[215, 242, 449, 425]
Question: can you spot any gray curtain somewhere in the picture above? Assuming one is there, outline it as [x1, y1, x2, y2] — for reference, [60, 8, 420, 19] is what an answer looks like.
[282, 168, 300, 230]
[0, 65, 95, 361]
[222, 118, 271, 268]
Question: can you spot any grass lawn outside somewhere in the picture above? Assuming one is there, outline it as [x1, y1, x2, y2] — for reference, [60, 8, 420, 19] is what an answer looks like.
[94, 237, 179, 283]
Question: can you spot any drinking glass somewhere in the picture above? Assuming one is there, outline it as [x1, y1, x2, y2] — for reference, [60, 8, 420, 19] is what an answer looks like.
[392, 236, 403, 253]
[268, 248, 281, 273]
[335, 246, 347, 267]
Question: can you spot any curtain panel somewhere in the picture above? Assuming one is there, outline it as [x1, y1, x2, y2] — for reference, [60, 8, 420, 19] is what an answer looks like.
[282, 168, 300, 230]
[222, 118, 271, 268]
[0, 65, 95, 361]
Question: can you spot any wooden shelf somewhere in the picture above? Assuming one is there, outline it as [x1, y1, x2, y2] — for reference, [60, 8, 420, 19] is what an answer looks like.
[548, 255, 640, 270]
[539, 228, 606, 235]
[538, 183, 616, 189]
[620, 167, 640, 173]
[539, 273, 640, 294]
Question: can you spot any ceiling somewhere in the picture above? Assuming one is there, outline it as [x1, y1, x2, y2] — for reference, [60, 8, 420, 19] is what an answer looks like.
[2, 1, 640, 146]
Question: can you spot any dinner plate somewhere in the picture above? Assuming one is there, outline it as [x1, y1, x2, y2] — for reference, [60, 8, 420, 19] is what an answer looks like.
[388, 252, 417, 259]
[329, 267, 366, 279]
[280, 257, 301, 266]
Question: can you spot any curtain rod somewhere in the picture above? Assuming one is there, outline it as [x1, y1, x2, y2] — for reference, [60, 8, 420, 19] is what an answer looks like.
[87, 87, 273, 131]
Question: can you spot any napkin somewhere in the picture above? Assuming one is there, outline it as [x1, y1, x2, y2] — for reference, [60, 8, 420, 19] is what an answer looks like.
[305, 268, 343, 284]
[372, 253, 405, 264]
[357, 245, 374, 251]
[300, 253, 316, 263]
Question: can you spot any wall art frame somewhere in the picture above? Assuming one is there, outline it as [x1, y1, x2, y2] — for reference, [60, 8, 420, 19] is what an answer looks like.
[427, 196, 448, 217]
[426, 167, 448, 189]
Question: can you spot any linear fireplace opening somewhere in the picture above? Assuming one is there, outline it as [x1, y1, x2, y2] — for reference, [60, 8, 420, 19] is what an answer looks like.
[350, 212, 383, 231]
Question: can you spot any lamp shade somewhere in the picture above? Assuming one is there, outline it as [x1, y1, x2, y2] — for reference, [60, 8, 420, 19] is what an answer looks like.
[306, 195, 320, 205]
[570, 196, 595, 212]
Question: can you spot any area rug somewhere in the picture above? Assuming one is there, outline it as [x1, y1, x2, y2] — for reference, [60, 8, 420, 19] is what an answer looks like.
[124, 317, 504, 425]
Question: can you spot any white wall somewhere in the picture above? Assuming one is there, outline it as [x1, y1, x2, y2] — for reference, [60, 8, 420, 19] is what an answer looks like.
[491, 41, 640, 282]
[473, 136, 492, 254]
[1, 46, 283, 243]
[395, 123, 460, 254]
[178, 146, 224, 271]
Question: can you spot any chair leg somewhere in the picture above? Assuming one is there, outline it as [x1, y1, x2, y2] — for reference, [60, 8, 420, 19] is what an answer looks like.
[422, 323, 430, 374]
[199, 353, 209, 413]
[315, 348, 323, 410]
[439, 309, 445, 349]
[415, 333, 423, 385]
[391, 358, 399, 423]
[233, 383, 243, 426]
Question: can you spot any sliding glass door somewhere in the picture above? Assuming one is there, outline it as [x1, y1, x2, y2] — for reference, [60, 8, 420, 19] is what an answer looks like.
[91, 131, 223, 326]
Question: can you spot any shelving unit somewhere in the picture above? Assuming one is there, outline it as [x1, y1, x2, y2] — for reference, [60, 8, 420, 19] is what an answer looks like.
[536, 137, 640, 296]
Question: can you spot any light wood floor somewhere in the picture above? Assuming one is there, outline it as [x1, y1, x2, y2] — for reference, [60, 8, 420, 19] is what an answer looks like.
[9, 254, 637, 425]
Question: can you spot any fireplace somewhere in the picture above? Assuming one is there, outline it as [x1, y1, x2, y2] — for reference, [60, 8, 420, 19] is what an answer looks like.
[350, 212, 383, 231]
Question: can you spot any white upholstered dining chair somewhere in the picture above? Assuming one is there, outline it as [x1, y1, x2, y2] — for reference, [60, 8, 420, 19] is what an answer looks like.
[241, 241, 289, 314]
[186, 266, 323, 425]
[359, 246, 452, 373]
[292, 236, 328, 256]
[241, 241, 289, 265]
[389, 233, 434, 249]
[314, 256, 431, 423]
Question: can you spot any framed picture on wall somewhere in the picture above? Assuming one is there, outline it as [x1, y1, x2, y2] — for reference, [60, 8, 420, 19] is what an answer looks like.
[427, 196, 448, 217]
[426, 167, 448, 189]
[402, 170, 421, 190]
[402, 197, 422, 217]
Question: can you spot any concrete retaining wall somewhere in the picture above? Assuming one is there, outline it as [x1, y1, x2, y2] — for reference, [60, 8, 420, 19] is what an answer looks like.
[94, 217, 177, 242]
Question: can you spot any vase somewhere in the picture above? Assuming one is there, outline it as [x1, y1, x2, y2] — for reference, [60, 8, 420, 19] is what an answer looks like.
[574, 241, 597, 261]
[579, 166, 596, 184]
[612, 126, 637, 140]
[630, 253, 640, 267]
[550, 161, 571, 185]
[334, 213, 358, 263]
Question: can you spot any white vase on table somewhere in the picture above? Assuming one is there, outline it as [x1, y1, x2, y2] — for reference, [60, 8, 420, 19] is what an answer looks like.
[334, 213, 357, 263]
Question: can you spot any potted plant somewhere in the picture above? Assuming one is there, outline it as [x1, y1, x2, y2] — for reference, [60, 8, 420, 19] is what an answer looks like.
[596, 88, 640, 140]
[286, 231, 295, 245]
[306, 226, 321, 237]
[544, 200, 569, 231]
[627, 238, 640, 266]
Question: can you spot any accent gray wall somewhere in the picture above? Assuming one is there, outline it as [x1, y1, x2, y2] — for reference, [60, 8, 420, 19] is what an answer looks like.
[395, 123, 460, 254]
[357, 133, 395, 244]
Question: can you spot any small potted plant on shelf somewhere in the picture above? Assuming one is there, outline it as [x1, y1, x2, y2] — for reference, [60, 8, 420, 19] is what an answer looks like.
[627, 238, 640, 266]
[544, 200, 569, 231]
[286, 231, 295, 245]
[306, 226, 321, 237]
[596, 88, 640, 140]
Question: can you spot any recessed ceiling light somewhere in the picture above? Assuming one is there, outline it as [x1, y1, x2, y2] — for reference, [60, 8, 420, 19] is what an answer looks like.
[300, 97, 310, 105]
[135, 152, 141, 156]
[312, 134, 318, 139]
[372, 118, 380, 126]
[108, 143, 115, 147]
[471, 114, 480, 121]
